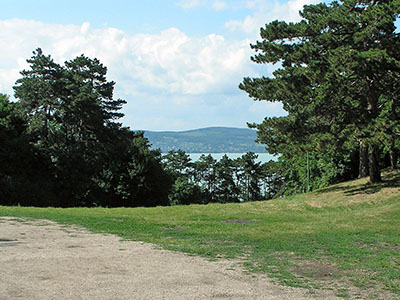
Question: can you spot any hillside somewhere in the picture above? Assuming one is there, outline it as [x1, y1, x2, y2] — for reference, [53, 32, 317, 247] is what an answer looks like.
[143, 127, 266, 153]
[1, 170, 399, 298]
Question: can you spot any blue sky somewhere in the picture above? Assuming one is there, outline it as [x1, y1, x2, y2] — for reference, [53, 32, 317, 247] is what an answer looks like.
[2, 0, 250, 36]
[1, 0, 322, 131]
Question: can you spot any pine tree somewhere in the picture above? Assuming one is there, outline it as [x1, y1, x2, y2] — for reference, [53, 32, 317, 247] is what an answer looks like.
[240, 0, 400, 184]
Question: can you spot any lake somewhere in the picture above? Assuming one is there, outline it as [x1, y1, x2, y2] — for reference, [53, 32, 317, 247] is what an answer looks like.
[188, 153, 276, 163]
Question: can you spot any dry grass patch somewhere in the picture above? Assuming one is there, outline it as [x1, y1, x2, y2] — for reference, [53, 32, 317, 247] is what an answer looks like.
[292, 260, 341, 281]
[306, 170, 400, 208]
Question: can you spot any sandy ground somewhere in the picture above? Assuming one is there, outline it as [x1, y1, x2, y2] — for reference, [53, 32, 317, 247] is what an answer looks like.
[0, 217, 340, 300]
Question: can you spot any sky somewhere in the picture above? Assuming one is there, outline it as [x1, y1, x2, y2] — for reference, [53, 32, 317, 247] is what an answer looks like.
[1, 0, 322, 131]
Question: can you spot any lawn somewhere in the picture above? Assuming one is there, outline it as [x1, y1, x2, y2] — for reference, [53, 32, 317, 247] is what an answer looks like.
[1, 170, 399, 299]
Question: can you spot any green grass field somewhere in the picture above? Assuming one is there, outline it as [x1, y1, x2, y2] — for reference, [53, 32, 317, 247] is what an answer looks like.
[1, 170, 399, 299]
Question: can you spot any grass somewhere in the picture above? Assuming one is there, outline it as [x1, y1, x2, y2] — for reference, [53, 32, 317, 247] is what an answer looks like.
[1, 170, 399, 299]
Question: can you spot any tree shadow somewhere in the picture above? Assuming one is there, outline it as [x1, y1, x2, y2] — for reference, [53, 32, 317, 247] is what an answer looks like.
[315, 171, 400, 196]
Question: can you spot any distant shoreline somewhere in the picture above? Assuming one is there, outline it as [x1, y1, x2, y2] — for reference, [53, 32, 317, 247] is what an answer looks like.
[161, 152, 277, 163]
[144, 127, 266, 153]
[174, 153, 275, 163]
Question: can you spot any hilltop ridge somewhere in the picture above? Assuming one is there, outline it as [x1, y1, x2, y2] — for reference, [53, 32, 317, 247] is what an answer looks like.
[143, 127, 266, 153]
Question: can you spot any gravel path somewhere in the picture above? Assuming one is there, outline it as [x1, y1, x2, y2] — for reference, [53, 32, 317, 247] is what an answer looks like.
[0, 217, 339, 300]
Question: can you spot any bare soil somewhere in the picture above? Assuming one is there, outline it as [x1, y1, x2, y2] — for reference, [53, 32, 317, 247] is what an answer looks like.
[0, 217, 341, 300]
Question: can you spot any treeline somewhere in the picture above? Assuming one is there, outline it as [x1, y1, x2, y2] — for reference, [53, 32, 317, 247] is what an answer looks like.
[0, 49, 171, 207]
[240, 0, 400, 194]
[0, 49, 278, 207]
[162, 150, 279, 205]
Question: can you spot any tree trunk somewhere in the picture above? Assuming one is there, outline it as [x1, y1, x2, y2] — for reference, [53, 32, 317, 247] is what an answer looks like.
[390, 140, 398, 170]
[365, 84, 381, 183]
[369, 144, 382, 183]
[359, 141, 369, 178]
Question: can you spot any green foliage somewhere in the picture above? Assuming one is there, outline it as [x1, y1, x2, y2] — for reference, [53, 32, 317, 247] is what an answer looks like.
[1, 49, 171, 207]
[162, 150, 277, 204]
[241, 0, 400, 191]
[169, 177, 206, 205]
[193, 154, 217, 201]
[0, 93, 56, 205]
[162, 149, 192, 179]
[0, 94, 13, 126]
[214, 155, 240, 203]
[92, 130, 171, 207]
[235, 152, 263, 201]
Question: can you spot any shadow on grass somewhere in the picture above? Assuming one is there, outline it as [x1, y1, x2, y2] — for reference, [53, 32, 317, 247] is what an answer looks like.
[315, 170, 400, 196]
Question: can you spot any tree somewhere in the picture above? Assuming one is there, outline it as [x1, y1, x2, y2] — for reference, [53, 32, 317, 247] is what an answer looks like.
[13, 49, 62, 148]
[193, 154, 217, 202]
[235, 153, 262, 201]
[249, 114, 358, 194]
[214, 155, 240, 203]
[259, 160, 285, 199]
[240, 0, 400, 184]
[14, 49, 125, 205]
[0, 93, 56, 206]
[12, 49, 170, 207]
[54, 54, 126, 205]
[162, 150, 193, 180]
[168, 177, 205, 205]
[94, 130, 171, 207]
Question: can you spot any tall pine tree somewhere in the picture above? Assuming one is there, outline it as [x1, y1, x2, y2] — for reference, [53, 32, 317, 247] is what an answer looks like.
[240, 0, 400, 184]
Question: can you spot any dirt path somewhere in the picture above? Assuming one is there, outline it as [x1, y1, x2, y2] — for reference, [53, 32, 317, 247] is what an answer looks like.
[0, 217, 339, 300]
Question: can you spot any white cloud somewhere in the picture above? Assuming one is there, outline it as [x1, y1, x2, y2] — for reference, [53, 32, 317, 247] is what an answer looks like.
[0, 17, 287, 130]
[0, 18, 281, 130]
[0, 19, 257, 98]
[176, 0, 228, 11]
[175, 0, 203, 9]
[213, 1, 228, 11]
[226, 0, 320, 37]
[122, 29, 255, 96]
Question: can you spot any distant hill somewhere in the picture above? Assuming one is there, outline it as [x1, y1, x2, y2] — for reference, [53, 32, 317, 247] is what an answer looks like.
[143, 127, 266, 153]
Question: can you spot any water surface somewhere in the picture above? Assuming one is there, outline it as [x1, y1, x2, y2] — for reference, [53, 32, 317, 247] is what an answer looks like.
[188, 153, 275, 163]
